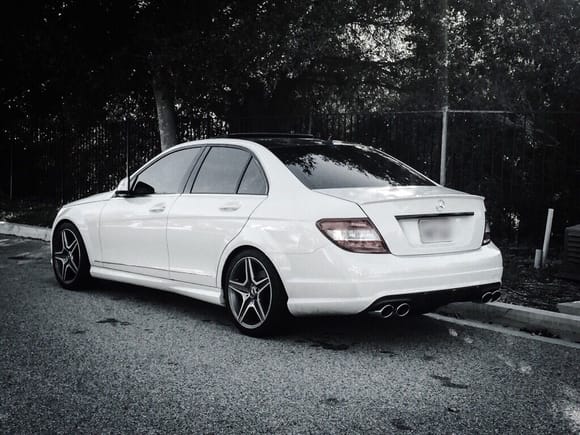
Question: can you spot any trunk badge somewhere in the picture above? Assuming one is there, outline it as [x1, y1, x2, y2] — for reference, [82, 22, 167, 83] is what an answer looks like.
[436, 199, 446, 211]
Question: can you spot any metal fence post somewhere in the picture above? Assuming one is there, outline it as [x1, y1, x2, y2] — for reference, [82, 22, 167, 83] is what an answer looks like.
[60, 116, 65, 204]
[439, 106, 448, 185]
[9, 140, 14, 201]
[125, 117, 130, 187]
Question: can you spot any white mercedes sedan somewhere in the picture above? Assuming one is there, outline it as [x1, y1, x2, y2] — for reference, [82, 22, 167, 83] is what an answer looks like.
[51, 134, 503, 336]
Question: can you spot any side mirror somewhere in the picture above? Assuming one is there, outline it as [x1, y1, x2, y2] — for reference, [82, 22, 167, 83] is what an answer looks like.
[114, 176, 155, 197]
[115, 181, 154, 197]
[115, 190, 132, 197]
[133, 181, 155, 195]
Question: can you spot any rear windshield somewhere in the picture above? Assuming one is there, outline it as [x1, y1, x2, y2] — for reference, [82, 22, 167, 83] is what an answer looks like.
[269, 144, 434, 189]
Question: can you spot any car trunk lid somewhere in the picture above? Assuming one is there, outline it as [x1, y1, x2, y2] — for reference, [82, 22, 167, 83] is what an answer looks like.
[315, 186, 486, 256]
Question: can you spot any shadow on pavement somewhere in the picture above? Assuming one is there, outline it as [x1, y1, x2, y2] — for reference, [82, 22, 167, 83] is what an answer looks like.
[85, 278, 451, 348]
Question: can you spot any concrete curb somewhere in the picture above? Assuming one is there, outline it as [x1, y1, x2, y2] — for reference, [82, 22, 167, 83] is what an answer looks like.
[0, 222, 51, 242]
[437, 301, 580, 343]
[558, 301, 580, 317]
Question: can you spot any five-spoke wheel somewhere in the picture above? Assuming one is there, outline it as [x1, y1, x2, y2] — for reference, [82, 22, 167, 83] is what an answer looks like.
[52, 222, 90, 289]
[228, 257, 272, 329]
[224, 249, 288, 336]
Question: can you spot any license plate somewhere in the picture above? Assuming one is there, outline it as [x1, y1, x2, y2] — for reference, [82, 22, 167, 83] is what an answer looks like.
[419, 218, 452, 243]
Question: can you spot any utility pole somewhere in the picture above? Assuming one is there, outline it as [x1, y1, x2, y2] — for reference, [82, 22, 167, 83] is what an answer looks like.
[125, 116, 130, 191]
[439, 0, 449, 186]
[440, 105, 448, 185]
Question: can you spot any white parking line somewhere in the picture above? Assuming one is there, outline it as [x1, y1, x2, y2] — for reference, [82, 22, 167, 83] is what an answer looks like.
[426, 313, 580, 350]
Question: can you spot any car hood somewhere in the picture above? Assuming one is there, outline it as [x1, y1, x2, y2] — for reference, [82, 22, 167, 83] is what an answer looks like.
[314, 185, 481, 204]
[64, 191, 114, 208]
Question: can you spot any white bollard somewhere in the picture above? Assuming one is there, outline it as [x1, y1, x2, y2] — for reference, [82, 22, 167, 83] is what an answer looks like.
[534, 249, 542, 269]
[541, 208, 554, 267]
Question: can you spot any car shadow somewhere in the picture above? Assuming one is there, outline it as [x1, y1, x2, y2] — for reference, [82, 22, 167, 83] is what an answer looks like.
[84, 278, 456, 348]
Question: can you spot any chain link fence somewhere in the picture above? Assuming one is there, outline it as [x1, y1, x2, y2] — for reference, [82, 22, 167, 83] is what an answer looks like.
[1, 111, 579, 243]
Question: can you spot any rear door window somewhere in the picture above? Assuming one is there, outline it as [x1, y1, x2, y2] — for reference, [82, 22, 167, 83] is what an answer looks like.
[192, 147, 251, 194]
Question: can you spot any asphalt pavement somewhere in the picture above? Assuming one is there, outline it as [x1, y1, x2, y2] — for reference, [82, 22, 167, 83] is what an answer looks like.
[1, 235, 579, 434]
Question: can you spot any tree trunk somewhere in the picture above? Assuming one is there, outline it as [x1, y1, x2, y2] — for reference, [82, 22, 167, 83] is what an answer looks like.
[151, 65, 177, 151]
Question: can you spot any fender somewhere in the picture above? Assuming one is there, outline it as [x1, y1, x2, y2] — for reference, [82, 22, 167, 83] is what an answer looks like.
[52, 197, 110, 265]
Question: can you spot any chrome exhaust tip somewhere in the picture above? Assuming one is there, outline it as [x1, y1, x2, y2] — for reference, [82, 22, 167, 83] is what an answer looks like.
[369, 307, 384, 318]
[490, 290, 501, 302]
[381, 304, 395, 319]
[369, 303, 386, 318]
[396, 303, 411, 317]
[481, 292, 492, 303]
[369, 303, 395, 319]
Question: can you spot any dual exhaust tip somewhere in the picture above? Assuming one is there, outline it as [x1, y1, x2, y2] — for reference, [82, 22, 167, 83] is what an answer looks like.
[370, 289, 501, 318]
[370, 302, 410, 319]
[481, 290, 501, 303]
[370, 290, 501, 318]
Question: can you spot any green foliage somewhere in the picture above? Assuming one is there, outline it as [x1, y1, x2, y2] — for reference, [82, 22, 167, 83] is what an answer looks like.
[407, 0, 580, 111]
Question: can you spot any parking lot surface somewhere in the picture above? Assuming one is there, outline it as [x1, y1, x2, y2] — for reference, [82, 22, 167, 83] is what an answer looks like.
[1, 235, 579, 434]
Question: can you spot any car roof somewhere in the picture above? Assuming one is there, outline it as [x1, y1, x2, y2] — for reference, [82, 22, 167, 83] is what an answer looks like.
[226, 132, 315, 139]
[223, 132, 348, 149]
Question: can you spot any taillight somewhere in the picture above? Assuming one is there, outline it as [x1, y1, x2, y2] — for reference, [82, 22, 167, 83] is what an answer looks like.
[482, 215, 491, 245]
[316, 218, 389, 253]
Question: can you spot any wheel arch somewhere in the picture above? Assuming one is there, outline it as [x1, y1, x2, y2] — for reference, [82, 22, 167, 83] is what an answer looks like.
[218, 244, 288, 305]
[51, 206, 101, 265]
[52, 217, 75, 229]
[51, 217, 80, 248]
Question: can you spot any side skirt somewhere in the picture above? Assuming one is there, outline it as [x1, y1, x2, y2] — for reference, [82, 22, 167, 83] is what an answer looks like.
[90, 266, 224, 307]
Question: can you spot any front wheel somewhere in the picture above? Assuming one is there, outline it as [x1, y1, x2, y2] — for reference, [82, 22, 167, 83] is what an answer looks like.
[52, 222, 91, 290]
[224, 249, 289, 337]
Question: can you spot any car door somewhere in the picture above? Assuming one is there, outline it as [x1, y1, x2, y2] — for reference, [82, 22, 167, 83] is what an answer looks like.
[167, 146, 268, 287]
[99, 146, 202, 278]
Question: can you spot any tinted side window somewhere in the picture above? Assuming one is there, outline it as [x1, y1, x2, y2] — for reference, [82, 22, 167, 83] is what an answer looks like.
[135, 147, 201, 194]
[270, 144, 434, 189]
[192, 147, 251, 194]
[237, 158, 267, 195]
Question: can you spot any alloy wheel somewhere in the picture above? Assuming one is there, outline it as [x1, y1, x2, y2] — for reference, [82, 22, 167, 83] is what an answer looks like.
[228, 257, 272, 329]
[53, 228, 81, 284]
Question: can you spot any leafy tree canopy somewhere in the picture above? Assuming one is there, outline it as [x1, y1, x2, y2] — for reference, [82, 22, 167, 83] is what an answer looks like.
[1, 0, 578, 147]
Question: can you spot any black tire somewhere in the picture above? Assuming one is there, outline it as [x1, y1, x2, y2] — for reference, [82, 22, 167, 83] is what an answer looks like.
[223, 248, 289, 337]
[52, 222, 91, 290]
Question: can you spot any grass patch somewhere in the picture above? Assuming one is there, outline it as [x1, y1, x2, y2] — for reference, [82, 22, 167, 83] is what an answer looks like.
[499, 244, 580, 312]
[0, 197, 59, 227]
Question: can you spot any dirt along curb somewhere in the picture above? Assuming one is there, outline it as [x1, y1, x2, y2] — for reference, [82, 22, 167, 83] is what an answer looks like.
[0, 222, 51, 242]
[437, 301, 580, 343]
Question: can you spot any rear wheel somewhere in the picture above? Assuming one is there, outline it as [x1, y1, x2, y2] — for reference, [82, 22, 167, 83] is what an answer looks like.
[52, 222, 90, 290]
[224, 249, 288, 337]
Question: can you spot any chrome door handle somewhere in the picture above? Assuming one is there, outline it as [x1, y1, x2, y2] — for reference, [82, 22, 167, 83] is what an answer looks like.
[219, 202, 241, 212]
[149, 204, 166, 213]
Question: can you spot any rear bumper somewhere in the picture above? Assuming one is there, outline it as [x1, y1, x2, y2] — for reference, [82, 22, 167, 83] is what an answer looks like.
[274, 243, 503, 316]
[365, 282, 501, 315]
